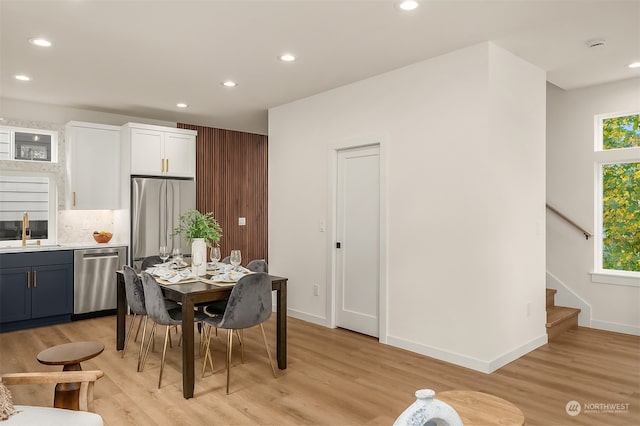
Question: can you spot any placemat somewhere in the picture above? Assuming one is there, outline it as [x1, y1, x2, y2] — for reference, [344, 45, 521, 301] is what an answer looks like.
[156, 278, 199, 285]
[200, 278, 236, 287]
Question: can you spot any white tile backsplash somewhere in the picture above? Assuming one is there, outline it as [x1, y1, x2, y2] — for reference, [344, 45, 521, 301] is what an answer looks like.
[58, 210, 120, 244]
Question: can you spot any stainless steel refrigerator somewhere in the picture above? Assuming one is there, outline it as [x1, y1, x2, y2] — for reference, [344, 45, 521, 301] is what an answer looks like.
[131, 177, 196, 269]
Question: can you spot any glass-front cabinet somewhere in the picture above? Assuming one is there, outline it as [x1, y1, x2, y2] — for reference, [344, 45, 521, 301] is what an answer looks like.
[0, 126, 57, 162]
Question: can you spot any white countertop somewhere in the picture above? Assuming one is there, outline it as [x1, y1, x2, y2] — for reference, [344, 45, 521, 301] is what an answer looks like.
[0, 242, 128, 254]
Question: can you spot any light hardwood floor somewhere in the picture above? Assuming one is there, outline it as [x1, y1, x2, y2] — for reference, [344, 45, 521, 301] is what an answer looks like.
[1, 316, 638, 425]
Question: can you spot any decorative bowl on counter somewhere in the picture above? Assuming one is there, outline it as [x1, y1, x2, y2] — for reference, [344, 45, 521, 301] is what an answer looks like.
[93, 231, 113, 243]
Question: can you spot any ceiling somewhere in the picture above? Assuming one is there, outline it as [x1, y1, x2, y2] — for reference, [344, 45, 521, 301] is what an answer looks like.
[1, 0, 639, 135]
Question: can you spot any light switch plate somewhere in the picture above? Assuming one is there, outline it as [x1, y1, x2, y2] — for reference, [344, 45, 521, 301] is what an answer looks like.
[238, 217, 246, 226]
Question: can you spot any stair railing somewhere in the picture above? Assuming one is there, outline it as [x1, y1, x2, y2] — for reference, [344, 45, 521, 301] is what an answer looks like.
[546, 204, 593, 240]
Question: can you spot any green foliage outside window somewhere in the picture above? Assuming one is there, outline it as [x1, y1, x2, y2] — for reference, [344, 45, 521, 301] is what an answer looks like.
[601, 113, 640, 272]
[602, 114, 640, 149]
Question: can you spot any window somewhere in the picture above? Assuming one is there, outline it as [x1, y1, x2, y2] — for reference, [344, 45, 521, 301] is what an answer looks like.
[595, 112, 640, 277]
[0, 173, 56, 246]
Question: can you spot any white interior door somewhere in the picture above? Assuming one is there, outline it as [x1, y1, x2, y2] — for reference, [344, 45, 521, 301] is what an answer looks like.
[336, 145, 380, 337]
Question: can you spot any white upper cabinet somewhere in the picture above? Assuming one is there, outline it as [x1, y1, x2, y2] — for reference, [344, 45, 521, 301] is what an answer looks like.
[65, 121, 121, 210]
[123, 123, 196, 178]
[0, 126, 58, 162]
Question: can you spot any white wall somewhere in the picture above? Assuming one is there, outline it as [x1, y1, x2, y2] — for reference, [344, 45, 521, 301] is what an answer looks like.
[547, 78, 640, 335]
[269, 42, 547, 373]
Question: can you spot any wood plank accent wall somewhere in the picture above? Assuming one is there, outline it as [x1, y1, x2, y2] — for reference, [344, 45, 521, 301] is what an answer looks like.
[178, 124, 268, 264]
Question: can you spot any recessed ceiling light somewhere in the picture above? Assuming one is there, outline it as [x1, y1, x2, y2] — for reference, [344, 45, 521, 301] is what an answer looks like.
[176, 103, 188, 108]
[398, 1, 419, 11]
[15, 75, 31, 81]
[628, 62, 640, 69]
[280, 53, 296, 62]
[222, 81, 237, 87]
[29, 38, 52, 47]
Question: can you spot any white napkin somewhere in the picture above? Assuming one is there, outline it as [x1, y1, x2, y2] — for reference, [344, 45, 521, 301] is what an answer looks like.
[217, 264, 250, 274]
[211, 270, 247, 282]
[146, 267, 188, 282]
[167, 269, 196, 283]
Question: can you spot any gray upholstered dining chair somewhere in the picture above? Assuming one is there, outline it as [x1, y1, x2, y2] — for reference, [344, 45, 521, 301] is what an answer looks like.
[204, 259, 269, 317]
[141, 255, 163, 270]
[202, 272, 277, 394]
[246, 259, 268, 273]
[140, 272, 207, 388]
[122, 265, 149, 372]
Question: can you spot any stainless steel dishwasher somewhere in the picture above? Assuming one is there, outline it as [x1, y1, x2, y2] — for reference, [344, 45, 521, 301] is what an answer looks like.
[74, 247, 126, 316]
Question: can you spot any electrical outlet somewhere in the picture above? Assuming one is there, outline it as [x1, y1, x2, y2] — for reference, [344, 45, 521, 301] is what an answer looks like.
[313, 285, 319, 296]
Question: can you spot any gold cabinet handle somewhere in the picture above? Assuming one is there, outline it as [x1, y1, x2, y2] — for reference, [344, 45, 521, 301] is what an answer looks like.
[27, 271, 30, 289]
[161, 158, 165, 173]
[34, 271, 37, 288]
[73, 191, 77, 207]
[166, 158, 169, 173]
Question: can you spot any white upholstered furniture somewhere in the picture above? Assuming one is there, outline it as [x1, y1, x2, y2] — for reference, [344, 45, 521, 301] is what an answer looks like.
[0, 370, 104, 426]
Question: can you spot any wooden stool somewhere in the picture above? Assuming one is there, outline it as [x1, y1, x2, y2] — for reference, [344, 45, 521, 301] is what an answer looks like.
[37, 341, 104, 410]
[437, 390, 525, 426]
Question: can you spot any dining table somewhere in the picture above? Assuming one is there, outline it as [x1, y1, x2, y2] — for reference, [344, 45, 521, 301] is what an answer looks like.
[115, 270, 288, 399]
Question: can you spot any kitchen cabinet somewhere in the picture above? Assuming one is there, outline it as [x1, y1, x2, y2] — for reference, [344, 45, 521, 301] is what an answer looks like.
[65, 121, 120, 209]
[0, 250, 73, 332]
[122, 123, 196, 178]
[0, 126, 58, 162]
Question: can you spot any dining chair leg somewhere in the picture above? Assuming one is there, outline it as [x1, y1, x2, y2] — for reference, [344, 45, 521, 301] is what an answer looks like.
[226, 329, 233, 394]
[168, 326, 173, 349]
[158, 325, 171, 388]
[259, 323, 277, 378]
[200, 322, 208, 355]
[122, 312, 137, 358]
[137, 315, 149, 372]
[134, 313, 144, 342]
[236, 330, 244, 363]
[202, 325, 215, 377]
[199, 322, 207, 355]
[141, 322, 157, 372]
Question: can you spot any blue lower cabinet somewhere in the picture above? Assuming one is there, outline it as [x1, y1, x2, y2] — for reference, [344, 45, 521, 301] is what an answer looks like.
[0, 267, 31, 323]
[0, 251, 73, 332]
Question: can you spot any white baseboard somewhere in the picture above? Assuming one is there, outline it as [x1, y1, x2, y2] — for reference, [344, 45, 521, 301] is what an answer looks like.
[487, 334, 548, 372]
[386, 333, 547, 374]
[287, 308, 328, 327]
[590, 319, 640, 336]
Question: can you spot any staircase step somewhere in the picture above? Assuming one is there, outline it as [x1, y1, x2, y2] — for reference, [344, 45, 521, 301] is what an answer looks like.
[546, 288, 557, 309]
[546, 306, 580, 341]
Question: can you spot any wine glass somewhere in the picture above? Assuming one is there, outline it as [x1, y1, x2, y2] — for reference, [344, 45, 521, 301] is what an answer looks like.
[210, 246, 221, 269]
[159, 246, 169, 264]
[172, 247, 183, 267]
[230, 250, 241, 271]
[191, 251, 203, 276]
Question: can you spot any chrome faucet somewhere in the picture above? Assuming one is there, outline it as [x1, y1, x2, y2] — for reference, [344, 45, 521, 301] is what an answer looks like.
[22, 212, 30, 246]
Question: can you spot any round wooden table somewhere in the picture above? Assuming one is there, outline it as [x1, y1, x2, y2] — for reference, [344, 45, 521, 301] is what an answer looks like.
[437, 390, 525, 426]
[37, 341, 104, 410]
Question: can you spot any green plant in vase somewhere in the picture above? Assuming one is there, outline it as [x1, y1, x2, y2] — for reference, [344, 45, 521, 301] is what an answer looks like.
[172, 210, 222, 276]
[171, 210, 223, 246]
